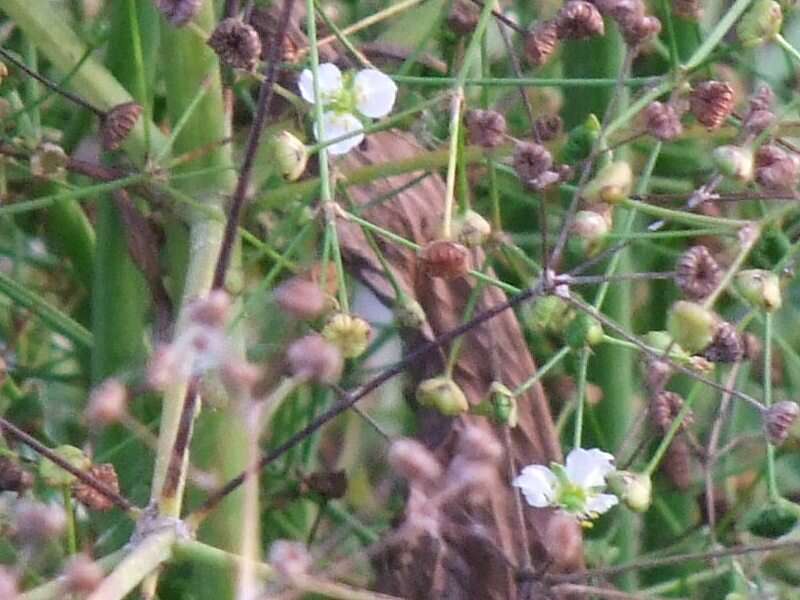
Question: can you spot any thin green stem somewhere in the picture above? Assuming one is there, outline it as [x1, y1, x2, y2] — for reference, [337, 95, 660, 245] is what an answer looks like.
[764, 312, 779, 501]
[513, 346, 570, 397]
[572, 348, 590, 449]
[62, 487, 77, 555]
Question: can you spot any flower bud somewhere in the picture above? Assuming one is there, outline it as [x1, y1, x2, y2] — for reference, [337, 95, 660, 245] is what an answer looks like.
[747, 499, 800, 538]
[0, 455, 33, 494]
[556, 0, 605, 39]
[102, 102, 142, 151]
[484, 381, 518, 427]
[667, 300, 715, 353]
[30, 142, 67, 179]
[565, 312, 604, 348]
[416, 376, 469, 416]
[737, 0, 783, 47]
[286, 334, 343, 384]
[465, 109, 506, 148]
[704, 321, 744, 363]
[675, 245, 720, 301]
[525, 20, 560, 66]
[85, 378, 128, 427]
[394, 296, 427, 329]
[447, 0, 479, 34]
[155, 0, 201, 26]
[63, 554, 104, 595]
[322, 313, 371, 359]
[712, 145, 754, 182]
[583, 161, 633, 205]
[269, 540, 312, 580]
[643, 101, 683, 141]
[607, 471, 652, 512]
[418, 240, 471, 279]
[755, 144, 800, 192]
[453, 209, 491, 248]
[388, 437, 442, 484]
[208, 18, 262, 71]
[274, 131, 309, 181]
[690, 81, 735, 130]
[620, 14, 662, 46]
[39, 445, 91, 487]
[274, 276, 327, 320]
[764, 400, 799, 445]
[736, 269, 782, 312]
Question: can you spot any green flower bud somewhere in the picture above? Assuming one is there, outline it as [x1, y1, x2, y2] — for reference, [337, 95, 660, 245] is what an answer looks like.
[526, 295, 574, 335]
[416, 376, 469, 416]
[275, 131, 309, 182]
[561, 113, 602, 164]
[394, 296, 427, 330]
[322, 313, 371, 358]
[583, 161, 633, 205]
[453, 209, 492, 248]
[488, 381, 518, 427]
[736, 269, 782, 312]
[747, 499, 800, 538]
[607, 471, 652, 513]
[667, 301, 715, 353]
[712, 145, 754, 182]
[565, 312, 604, 349]
[39, 445, 91, 487]
[737, 0, 783, 47]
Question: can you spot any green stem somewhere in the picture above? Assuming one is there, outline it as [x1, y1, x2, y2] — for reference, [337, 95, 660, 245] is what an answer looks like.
[512, 346, 570, 397]
[775, 33, 800, 64]
[572, 348, 590, 449]
[62, 487, 77, 555]
[764, 312, 779, 501]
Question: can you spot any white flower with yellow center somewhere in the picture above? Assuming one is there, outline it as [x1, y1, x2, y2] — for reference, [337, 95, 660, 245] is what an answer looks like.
[513, 448, 618, 523]
[298, 63, 397, 155]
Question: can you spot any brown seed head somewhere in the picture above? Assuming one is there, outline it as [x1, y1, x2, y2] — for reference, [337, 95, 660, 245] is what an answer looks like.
[704, 321, 744, 363]
[302, 470, 348, 499]
[742, 331, 763, 362]
[274, 276, 327, 320]
[534, 114, 563, 141]
[187, 290, 231, 328]
[662, 435, 692, 490]
[102, 102, 142, 151]
[465, 109, 507, 148]
[690, 80, 735, 129]
[286, 334, 343, 384]
[743, 86, 776, 135]
[765, 401, 800, 445]
[155, 0, 202, 26]
[447, 0, 479, 34]
[85, 378, 128, 427]
[389, 438, 443, 485]
[513, 141, 553, 183]
[556, 1, 605, 39]
[208, 18, 263, 71]
[643, 101, 683, 141]
[525, 20, 560, 66]
[0, 456, 33, 494]
[269, 540, 312, 580]
[675, 245, 721, 301]
[672, 0, 703, 20]
[418, 240, 471, 279]
[63, 554, 104, 595]
[755, 144, 800, 192]
[620, 14, 662, 46]
[73, 463, 120, 511]
[650, 390, 694, 432]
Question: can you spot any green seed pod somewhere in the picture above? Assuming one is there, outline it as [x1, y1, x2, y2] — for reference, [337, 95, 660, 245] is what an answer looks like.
[737, 0, 783, 47]
[736, 269, 782, 312]
[394, 296, 427, 330]
[561, 113, 601, 164]
[583, 161, 633, 205]
[667, 301, 715, 353]
[747, 499, 800, 538]
[642, 330, 691, 362]
[275, 131, 309, 182]
[39, 445, 91, 487]
[712, 145, 754, 182]
[607, 471, 652, 513]
[416, 376, 469, 416]
[526, 295, 574, 335]
[452, 209, 492, 248]
[488, 381, 518, 427]
[565, 312, 604, 349]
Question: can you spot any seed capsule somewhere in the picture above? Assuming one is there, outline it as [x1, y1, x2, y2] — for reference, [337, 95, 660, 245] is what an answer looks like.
[274, 276, 327, 320]
[662, 435, 692, 490]
[748, 499, 800, 538]
[447, 0, 479, 34]
[704, 321, 744, 363]
[675, 245, 721, 301]
[102, 102, 142, 151]
[453, 209, 492, 248]
[513, 141, 553, 185]
[465, 109, 506, 148]
[155, 0, 201, 27]
[322, 313, 371, 359]
[619, 14, 662, 46]
[583, 161, 633, 205]
[286, 334, 343, 384]
[208, 18, 262, 71]
[736, 269, 782, 312]
[644, 101, 683, 141]
[534, 114, 563, 141]
[525, 20, 560, 66]
[690, 80, 735, 130]
[607, 471, 652, 512]
[0, 456, 33, 494]
[737, 0, 783, 47]
[667, 300, 715, 353]
[755, 144, 800, 192]
[764, 400, 800, 445]
[713, 145, 754, 182]
[650, 390, 694, 431]
[275, 131, 309, 182]
[556, 1, 605, 40]
[418, 240, 471, 279]
[73, 463, 120, 511]
[416, 376, 469, 416]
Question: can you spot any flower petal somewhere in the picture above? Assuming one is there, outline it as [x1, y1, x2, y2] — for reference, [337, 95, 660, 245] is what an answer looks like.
[584, 493, 619, 516]
[315, 111, 364, 156]
[354, 69, 398, 118]
[298, 63, 343, 105]
[513, 465, 557, 508]
[565, 448, 616, 489]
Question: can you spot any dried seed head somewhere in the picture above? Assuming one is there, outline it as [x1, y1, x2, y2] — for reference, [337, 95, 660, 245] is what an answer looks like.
[524, 20, 560, 66]
[764, 401, 800, 445]
[155, 0, 201, 26]
[667, 300, 715, 353]
[30, 142, 68, 179]
[534, 113, 563, 141]
[269, 540, 312, 580]
[452, 209, 492, 248]
[73, 463, 120, 511]
[85, 378, 128, 427]
[275, 131, 309, 182]
[274, 276, 327, 320]
[619, 14, 662, 46]
[651, 390, 694, 431]
[662, 435, 692, 490]
[0, 456, 33, 494]
[14, 501, 66, 543]
[704, 322, 743, 363]
[447, 0, 479, 34]
[322, 313, 371, 359]
[583, 161, 633, 204]
[675, 245, 721, 300]
[643, 101, 683, 141]
[416, 376, 469, 416]
[302, 470, 347, 499]
[101, 102, 142, 151]
[749, 85, 775, 112]
[713, 144, 754, 182]
[418, 240, 471, 279]
[644, 358, 673, 391]
[513, 141, 553, 183]
[208, 18, 262, 71]
[744, 109, 775, 137]
[0, 567, 17, 600]
[690, 80, 735, 129]
[755, 144, 800, 192]
[465, 109, 507, 148]
[736, 269, 782, 312]
[388, 438, 443, 485]
[672, 0, 702, 20]
[457, 426, 503, 463]
[286, 334, 344, 384]
[556, 1, 605, 39]
[63, 554, 104, 595]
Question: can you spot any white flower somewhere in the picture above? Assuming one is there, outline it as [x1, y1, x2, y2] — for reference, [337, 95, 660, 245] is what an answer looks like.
[298, 62, 397, 155]
[512, 448, 619, 522]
